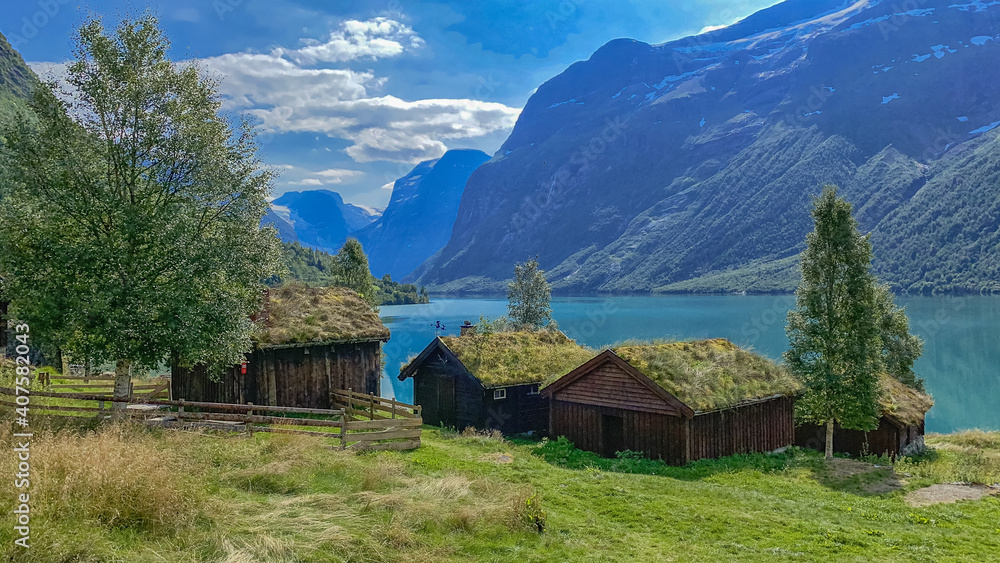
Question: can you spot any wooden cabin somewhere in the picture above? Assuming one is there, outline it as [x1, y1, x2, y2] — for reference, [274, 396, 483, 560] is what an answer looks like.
[795, 375, 933, 458]
[172, 284, 390, 409]
[542, 340, 802, 465]
[398, 329, 593, 435]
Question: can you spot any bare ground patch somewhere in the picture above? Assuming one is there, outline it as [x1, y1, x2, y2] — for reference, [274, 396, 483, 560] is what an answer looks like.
[905, 483, 1000, 507]
[818, 458, 903, 494]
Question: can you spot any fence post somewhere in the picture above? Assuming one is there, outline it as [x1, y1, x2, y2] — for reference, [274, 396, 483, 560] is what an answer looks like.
[339, 412, 347, 450]
[98, 400, 105, 419]
[369, 393, 375, 420]
[178, 398, 185, 421]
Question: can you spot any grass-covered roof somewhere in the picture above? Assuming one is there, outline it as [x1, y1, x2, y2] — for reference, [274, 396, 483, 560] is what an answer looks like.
[255, 283, 390, 347]
[440, 329, 594, 387]
[611, 339, 802, 412]
[879, 373, 933, 426]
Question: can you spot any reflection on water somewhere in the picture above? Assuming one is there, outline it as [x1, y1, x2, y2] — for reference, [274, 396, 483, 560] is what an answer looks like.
[380, 295, 1000, 434]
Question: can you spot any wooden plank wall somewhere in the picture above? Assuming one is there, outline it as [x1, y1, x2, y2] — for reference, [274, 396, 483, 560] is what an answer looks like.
[689, 396, 795, 461]
[795, 416, 918, 458]
[550, 400, 688, 465]
[412, 352, 473, 428]
[171, 341, 382, 409]
[482, 383, 548, 435]
[554, 362, 682, 416]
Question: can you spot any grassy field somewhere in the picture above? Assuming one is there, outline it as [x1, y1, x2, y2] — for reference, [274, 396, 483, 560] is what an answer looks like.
[0, 421, 998, 562]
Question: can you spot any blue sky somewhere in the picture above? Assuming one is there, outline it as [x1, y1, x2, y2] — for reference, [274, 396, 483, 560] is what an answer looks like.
[3, 0, 778, 209]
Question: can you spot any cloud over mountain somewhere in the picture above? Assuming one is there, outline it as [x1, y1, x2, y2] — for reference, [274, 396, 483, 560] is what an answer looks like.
[200, 17, 520, 164]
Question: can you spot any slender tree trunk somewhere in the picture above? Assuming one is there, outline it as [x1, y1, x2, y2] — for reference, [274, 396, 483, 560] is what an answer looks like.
[825, 418, 835, 461]
[112, 358, 132, 415]
[62, 352, 71, 377]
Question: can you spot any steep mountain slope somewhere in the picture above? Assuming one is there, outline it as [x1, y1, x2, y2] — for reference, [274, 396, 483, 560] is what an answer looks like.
[262, 208, 299, 243]
[0, 33, 36, 123]
[269, 190, 380, 252]
[412, 0, 1000, 294]
[354, 149, 489, 279]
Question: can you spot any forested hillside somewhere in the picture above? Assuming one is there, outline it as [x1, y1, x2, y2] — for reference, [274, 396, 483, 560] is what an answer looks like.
[277, 242, 428, 305]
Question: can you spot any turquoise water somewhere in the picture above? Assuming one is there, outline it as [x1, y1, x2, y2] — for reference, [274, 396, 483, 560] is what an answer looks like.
[380, 296, 1000, 434]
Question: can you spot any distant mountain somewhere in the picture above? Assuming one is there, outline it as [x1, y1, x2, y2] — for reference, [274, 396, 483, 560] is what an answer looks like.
[412, 0, 1000, 294]
[269, 190, 380, 252]
[353, 149, 490, 280]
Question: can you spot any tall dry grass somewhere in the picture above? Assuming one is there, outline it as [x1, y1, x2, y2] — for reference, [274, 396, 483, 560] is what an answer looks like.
[0, 422, 202, 534]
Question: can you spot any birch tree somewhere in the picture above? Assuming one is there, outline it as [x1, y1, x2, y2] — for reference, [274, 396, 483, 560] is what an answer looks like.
[0, 14, 280, 410]
[785, 186, 882, 459]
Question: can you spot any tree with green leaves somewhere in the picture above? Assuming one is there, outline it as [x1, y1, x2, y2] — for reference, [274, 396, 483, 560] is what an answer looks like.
[784, 186, 883, 459]
[874, 284, 924, 390]
[507, 257, 553, 330]
[336, 238, 378, 309]
[0, 14, 281, 411]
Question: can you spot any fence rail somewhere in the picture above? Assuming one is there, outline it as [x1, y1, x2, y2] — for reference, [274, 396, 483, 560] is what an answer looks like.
[332, 388, 421, 420]
[35, 372, 170, 401]
[0, 385, 422, 451]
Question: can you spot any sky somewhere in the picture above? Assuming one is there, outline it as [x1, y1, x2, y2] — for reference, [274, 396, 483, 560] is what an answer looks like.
[2, 0, 779, 210]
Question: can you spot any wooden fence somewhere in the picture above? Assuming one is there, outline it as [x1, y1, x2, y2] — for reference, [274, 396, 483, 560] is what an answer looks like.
[36, 372, 170, 401]
[0, 386, 422, 451]
[332, 388, 421, 420]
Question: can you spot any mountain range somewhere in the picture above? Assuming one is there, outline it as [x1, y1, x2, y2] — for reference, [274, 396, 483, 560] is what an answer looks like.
[353, 149, 490, 280]
[263, 150, 487, 280]
[265, 190, 381, 253]
[409, 0, 1000, 294]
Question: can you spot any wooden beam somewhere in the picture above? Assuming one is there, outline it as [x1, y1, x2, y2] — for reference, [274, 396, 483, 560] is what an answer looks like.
[345, 418, 423, 430]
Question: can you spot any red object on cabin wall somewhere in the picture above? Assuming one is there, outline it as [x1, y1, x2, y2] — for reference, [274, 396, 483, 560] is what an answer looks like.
[240, 360, 248, 375]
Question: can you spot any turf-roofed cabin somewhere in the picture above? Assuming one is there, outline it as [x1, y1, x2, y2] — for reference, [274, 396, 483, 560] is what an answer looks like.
[542, 339, 802, 465]
[796, 375, 933, 458]
[171, 284, 390, 409]
[398, 330, 593, 435]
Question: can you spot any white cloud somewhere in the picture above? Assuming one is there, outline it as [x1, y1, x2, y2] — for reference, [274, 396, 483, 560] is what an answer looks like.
[289, 178, 324, 186]
[30, 17, 522, 167]
[198, 17, 521, 164]
[380, 181, 395, 191]
[315, 169, 364, 182]
[272, 17, 425, 65]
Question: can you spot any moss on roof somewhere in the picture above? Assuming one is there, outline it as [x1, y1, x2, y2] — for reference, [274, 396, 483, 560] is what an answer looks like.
[256, 283, 390, 347]
[880, 374, 933, 426]
[611, 339, 803, 412]
[440, 329, 594, 387]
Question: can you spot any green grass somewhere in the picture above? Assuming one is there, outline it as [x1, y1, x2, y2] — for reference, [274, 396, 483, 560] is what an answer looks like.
[612, 339, 802, 411]
[1, 420, 998, 562]
[439, 329, 595, 387]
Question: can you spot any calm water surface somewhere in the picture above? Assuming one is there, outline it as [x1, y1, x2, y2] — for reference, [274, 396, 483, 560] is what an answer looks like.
[380, 295, 1000, 434]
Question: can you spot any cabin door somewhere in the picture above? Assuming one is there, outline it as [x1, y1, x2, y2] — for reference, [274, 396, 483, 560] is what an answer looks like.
[438, 372, 456, 428]
[601, 413, 624, 458]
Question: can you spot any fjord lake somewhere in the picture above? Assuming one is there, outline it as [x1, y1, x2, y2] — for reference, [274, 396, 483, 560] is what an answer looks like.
[380, 295, 1000, 434]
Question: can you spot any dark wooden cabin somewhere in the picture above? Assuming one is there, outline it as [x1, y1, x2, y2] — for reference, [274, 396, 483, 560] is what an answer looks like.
[542, 341, 801, 465]
[172, 284, 390, 409]
[796, 375, 933, 458]
[398, 330, 593, 435]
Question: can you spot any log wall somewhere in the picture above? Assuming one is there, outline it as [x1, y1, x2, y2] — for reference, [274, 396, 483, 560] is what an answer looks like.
[689, 396, 796, 461]
[172, 341, 382, 409]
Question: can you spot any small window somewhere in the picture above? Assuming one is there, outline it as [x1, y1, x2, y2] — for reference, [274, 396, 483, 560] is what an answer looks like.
[493, 388, 507, 400]
[527, 385, 540, 395]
